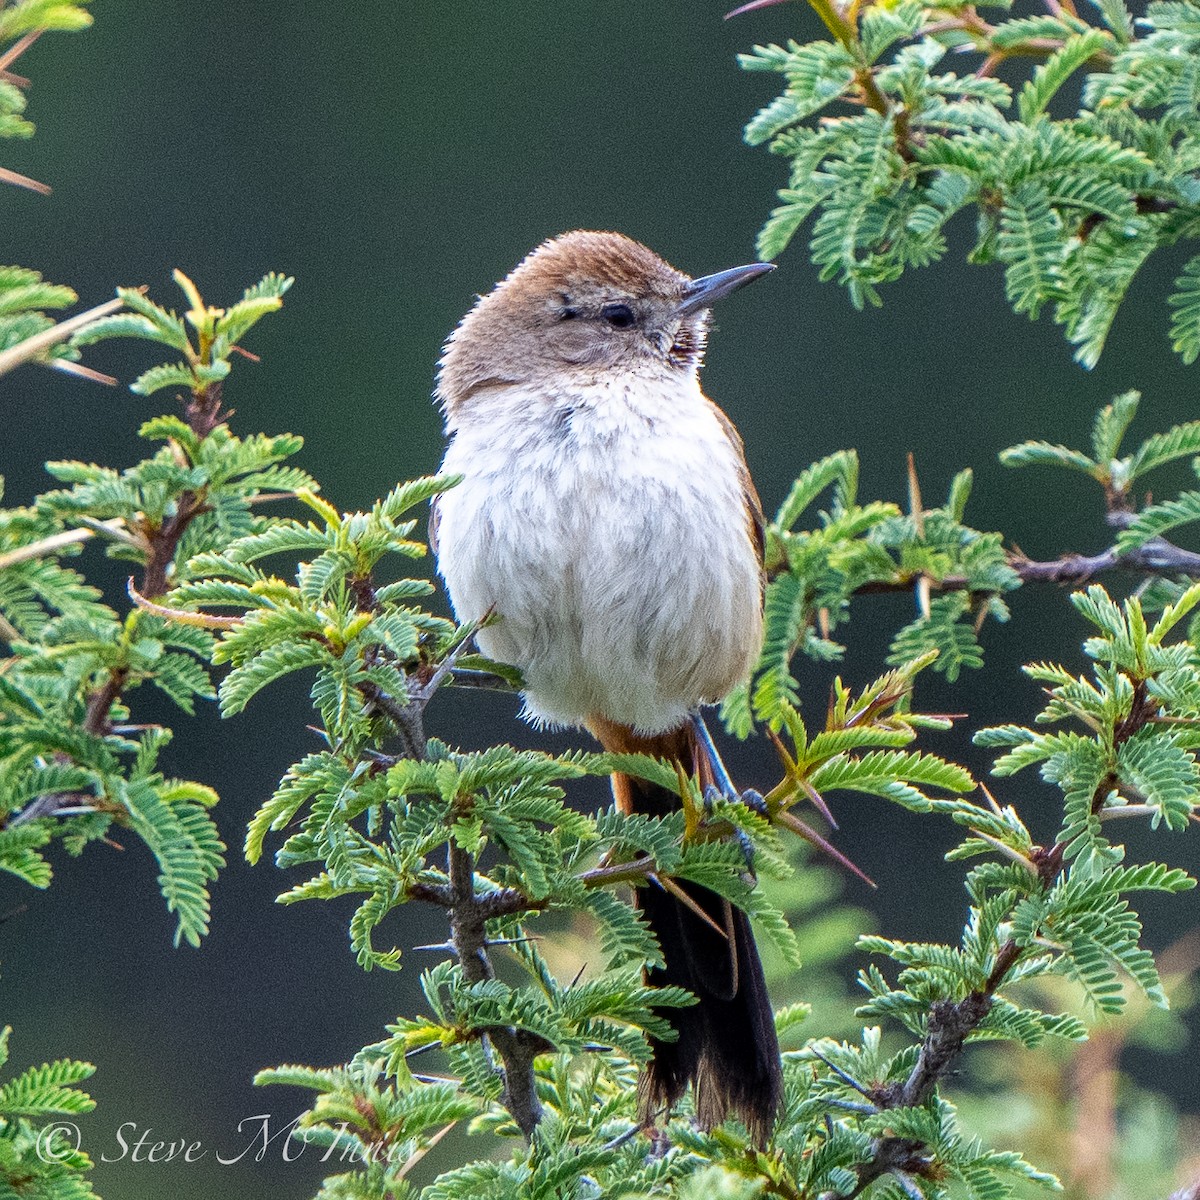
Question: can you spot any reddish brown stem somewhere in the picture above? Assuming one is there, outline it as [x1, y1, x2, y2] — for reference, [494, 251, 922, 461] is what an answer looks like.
[83, 668, 130, 737]
[185, 382, 227, 439]
[139, 491, 208, 600]
[78, 381, 231, 742]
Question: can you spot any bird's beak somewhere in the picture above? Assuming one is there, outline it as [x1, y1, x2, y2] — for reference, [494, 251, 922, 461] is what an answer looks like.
[676, 262, 775, 317]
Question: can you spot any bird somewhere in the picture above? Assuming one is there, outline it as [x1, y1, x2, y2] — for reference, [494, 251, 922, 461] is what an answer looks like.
[430, 230, 782, 1142]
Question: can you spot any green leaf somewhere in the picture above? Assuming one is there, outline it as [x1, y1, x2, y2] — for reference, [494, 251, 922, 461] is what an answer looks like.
[774, 449, 859, 529]
[71, 311, 177, 348]
[998, 182, 1065, 320]
[1116, 729, 1198, 831]
[745, 43, 857, 146]
[1130, 419, 1200, 479]
[130, 361, 199, 396]
[212, 282, 292, 355]
[1107, 861, 1195, 892]
[945, 468, 973, 522]
[221, 520, 331, 563]
[888, 593, 984, 681]
[0, 1058, 96, 1116]
[121, 780, 224, 947]
[999, 440, 1098, 474]
[1018, 32, 1114, 123]
[1090, 389, 1140, 464]
[756, 187, 834, 260]
[1117, 490, 1200, 551]
[810, 747, 973, 801]
[0, 1, 92, 41]
[752, 572, 807, 723]
[1170, 255, 1200, 364]
[219, 639, 330, 716]
[0, 823, 54, 888]
[111, 285, 191, 351]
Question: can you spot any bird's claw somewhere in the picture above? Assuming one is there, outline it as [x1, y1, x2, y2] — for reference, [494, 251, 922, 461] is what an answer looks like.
[693, 716, 768, 874]
[740, 787, 769, 818]
[701, 784, 722, 816]
[701, 783, 759, 873]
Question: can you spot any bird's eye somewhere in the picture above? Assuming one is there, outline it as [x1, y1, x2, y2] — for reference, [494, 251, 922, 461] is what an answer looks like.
[600, 303, 636, 329]
[560, 307, 578, 320]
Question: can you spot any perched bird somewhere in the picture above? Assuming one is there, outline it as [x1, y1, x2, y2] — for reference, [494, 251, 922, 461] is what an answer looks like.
[431, 230, 781, 1141]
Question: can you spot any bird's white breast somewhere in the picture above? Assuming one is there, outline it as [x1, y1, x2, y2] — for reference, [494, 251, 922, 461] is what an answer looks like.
[434, 375, 762, 734]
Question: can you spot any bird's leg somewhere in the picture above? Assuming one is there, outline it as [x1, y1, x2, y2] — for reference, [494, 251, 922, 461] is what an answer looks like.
[690, 710, 738, 800]
[692, 711, 761, 874]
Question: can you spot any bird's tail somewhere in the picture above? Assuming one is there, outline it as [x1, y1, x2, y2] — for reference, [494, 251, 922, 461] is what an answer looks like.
[587, 716, 782, 1145]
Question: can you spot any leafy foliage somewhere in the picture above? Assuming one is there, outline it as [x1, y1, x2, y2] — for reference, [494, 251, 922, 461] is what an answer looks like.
[1, 1, 96, 383]
[0, 1, 91, 143]
[138, 454, 1010, 1197]
[223, 464, 1200, 1199]
[7, 319, 1200, 1199]
[1002, 392, 1200, 631]
[177, 487, 964, 1015]
[739, 0, 1200, 363]
[0, 1027, 98, 1200]
[10, 262, 1200, 1198]
[730, 389, 1200, 735]
[1000, 389, 1200, 503]
[724, 449, 1018, 734]
[0, 271, 302, 945]
[9, 12, 1200, 1194]
[73, 269, 292, 397]
[0, 266, 79, 370]
[715, 584, 1198, 1199]
[964, 583, 1200, 1006]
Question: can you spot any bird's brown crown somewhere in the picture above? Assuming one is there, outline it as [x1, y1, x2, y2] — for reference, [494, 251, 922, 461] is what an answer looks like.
[504, 230, 686, 302]
[437, 231, 703, 414]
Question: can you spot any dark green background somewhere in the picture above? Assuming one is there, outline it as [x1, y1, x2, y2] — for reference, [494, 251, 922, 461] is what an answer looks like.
[3, 2, 1198, 1195]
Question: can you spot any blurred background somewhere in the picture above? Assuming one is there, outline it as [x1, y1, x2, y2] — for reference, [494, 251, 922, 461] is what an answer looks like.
[3, 1, 1199, 1196]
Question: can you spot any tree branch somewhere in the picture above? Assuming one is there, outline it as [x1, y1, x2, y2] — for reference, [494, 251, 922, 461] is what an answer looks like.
[357, 680, 429, 761]
[844, 662, 1167, 1190]
[5, 379, 236, 828]
[446, 835, 546, 1140]
[138, 490, 208, 600]
[851, 533, 1200, 600]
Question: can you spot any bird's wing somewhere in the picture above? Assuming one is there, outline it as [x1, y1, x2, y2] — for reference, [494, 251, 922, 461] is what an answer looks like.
[710, 402, 766, 595]
[428, 493, 442, 556]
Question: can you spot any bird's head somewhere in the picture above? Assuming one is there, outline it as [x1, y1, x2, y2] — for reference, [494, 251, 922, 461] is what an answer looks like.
[436, 230, 773, 414]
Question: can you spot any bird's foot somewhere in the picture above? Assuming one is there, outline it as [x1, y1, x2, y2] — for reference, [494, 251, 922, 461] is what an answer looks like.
[692, 713, 772, 875]
[702, 783, 760, 875]
[739, 787, 769, 818]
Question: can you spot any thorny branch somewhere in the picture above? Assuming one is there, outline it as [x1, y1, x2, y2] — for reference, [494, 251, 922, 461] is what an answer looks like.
[828, 649, 1170, 1197]
[302, 591, 550, 1138]
[6, 383, 229, 827]
[727, 0, 1116, 165]
[0, 296, 125, 377]
[839, 463, 1200, 624]
[74, 385, 230, 738]
[852, 533, 1200, 599]
[446, 825, 549, 1141]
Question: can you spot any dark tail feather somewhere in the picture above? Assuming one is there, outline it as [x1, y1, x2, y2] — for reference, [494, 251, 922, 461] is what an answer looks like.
[589, 717, 782, 1143]
[637, 869, 782, 1143]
